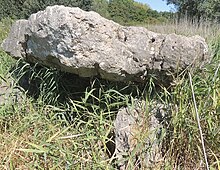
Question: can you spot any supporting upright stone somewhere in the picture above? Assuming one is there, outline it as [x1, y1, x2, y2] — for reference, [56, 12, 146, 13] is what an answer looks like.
[114, 101, 171, 169]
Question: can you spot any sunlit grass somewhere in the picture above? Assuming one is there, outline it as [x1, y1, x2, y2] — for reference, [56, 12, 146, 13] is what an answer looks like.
[0, 18, 15, 85]
[146, 17, 220, 44]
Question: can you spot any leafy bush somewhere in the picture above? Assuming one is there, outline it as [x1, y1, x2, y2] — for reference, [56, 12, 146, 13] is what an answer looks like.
[108, 0, 169, 25]
[0, 0, 92, 19]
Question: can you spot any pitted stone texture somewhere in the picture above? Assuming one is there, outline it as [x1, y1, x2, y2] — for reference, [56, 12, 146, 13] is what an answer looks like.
[0, 79, 24, 105]
[1, 20, 28, 59]
[2, 5, 210, 83]
[114, 101, 171, 169]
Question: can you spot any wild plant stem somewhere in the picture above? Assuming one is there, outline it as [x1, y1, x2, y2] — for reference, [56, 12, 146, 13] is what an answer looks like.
[189, 72, 209, 170]
[212, 63, 220, 83]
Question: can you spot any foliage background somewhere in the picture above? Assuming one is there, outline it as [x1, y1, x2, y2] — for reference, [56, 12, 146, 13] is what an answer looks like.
[0, 0, 172, 25]
[166, 0, 220, 22]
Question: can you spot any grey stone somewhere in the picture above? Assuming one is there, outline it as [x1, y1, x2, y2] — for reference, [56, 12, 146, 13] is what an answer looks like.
[1, 5, 210, 83]
[1, 20, 28, 59]
[114, 101, 171, 169]
[0, 78, 24, 105]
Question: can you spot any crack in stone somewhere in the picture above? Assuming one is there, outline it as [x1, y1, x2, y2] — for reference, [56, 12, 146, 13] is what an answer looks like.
[157, 35, 167, 70]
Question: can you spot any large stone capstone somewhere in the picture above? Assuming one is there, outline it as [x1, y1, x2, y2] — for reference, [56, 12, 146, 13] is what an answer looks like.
[1, 5, 210, 83]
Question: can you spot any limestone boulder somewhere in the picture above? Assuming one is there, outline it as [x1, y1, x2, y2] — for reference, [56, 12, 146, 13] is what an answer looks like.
[1, 5, 210, 83]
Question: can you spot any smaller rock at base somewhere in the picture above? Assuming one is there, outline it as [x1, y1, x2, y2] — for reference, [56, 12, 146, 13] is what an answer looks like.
[114, 100, 171, 169]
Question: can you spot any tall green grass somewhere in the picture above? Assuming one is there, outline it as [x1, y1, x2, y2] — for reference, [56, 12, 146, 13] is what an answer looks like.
[0, 18, 15, 84]
[0, 18, 219, 169]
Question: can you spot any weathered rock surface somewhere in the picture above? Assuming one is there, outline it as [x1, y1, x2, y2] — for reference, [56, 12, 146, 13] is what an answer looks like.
[114, 101, 170, 169]
[0, 78, 24, 105]
[1, 5, 210, 83]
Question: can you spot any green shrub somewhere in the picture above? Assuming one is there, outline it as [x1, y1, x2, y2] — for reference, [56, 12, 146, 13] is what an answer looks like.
[0, 0, 92, 19]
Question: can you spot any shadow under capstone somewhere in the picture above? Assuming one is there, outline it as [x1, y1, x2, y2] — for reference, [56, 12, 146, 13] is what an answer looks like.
[10, 61, 172, 169]
[11, 61, 166, 103]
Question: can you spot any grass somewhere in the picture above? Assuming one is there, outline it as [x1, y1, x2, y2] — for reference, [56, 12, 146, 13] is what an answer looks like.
[0, 18, 15, 85]
[146, 17, 220, 43]
[0, 17, 219, 169]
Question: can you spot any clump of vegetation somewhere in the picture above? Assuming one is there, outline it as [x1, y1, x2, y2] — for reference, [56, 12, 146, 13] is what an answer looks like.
[166, 0, 220, 22]
[0, 0, 92, 19]
[0, 18, 15, 85]
[107, 0, 169, 25]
